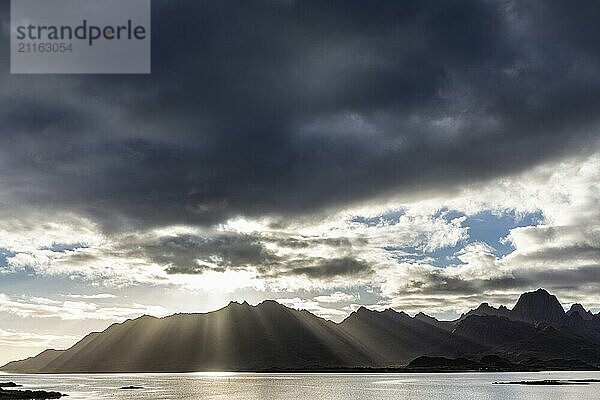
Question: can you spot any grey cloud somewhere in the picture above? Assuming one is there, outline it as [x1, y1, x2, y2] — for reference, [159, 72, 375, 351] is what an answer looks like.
[1, 0, 600, 232]
[509, 244, 600, 265]
[120, 232, 372, 279]
[126, 234, 279, 274]
[285, 257, 373, 278]
[381, 264, 600, 316]
[403, 272, 520, 296]
[389, 263, 600, 306]
[274, 236, 362, 249]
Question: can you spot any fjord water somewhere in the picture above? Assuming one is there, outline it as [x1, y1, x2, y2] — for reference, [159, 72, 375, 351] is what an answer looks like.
[2, 372, 600, 399]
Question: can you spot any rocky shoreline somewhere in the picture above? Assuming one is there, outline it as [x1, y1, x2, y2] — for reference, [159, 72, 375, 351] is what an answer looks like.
[493, 379, 600, 386]
[0, 382, 66, 399]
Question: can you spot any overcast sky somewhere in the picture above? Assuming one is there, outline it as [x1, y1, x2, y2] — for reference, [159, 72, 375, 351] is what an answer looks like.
[2, 0, 600, 364]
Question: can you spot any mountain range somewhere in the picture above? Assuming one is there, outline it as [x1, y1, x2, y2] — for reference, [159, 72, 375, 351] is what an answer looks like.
[3, 288, 600, 373]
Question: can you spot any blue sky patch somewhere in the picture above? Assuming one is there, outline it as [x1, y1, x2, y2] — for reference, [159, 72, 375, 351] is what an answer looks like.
[388, 209, 544, 267]
[0, 248, 16, 268]
[351, 209, 406, 226]
[464, 210, 544, 256]
[41, 242, 89, 253]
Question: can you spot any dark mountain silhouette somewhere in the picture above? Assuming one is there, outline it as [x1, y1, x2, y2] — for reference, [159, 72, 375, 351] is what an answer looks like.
[461, 302, 511, 320]
[3, 301, 375, 373]
[338, 307, 451, 364]
[414, 312, 454, 331]
[511, 288, 566, 326]
[1, 349, 64, 374]
[407, 356, 482, 370]
[478, 354, 515, 369]
[3, 288, 600, 373]
[452, 315, 536, 348]
[567, 304, 594, 320]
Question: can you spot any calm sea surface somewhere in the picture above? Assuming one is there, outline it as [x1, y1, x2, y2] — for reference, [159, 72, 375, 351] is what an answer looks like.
[1, 371, 599, 399]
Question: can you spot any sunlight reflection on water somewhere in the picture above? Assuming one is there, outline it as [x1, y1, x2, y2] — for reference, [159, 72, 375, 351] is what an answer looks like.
[1, 371, 599, 400]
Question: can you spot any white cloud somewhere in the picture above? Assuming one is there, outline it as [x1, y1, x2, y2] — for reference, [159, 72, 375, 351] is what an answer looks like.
[0, 153, 599, 319]
[0, 293, 168, 321]
[370, 153, 600, 315]
[169, 269, 265, 292]
[0, 328, 79, 349]
[65, 293, 117, 299]
[278, 297, 348, 321]
[314, 291, 358, 303]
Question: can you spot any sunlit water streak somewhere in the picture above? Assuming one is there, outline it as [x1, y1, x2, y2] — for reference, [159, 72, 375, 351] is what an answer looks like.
[1, 371, 599, 399]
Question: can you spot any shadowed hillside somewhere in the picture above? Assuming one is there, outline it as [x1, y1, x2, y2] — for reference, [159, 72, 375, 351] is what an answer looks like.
[3, 288, 600, 373]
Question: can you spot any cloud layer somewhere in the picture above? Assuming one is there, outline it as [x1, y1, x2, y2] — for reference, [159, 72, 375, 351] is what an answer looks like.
[1, 0, 600, 362]
[1, 0, 600, 231]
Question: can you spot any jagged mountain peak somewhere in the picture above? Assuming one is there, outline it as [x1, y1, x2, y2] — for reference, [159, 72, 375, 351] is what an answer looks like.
[463, 301, 511, 320]
[511, 288, 565, 326]
[414, 311, 434, 320]
[567, 303, 594, 320]
[352, 306, 407, 319]
[227, 300, 250, 306]
[515, 288, 557, 303]
[356, 305, 370, 312]
[473, 303, 496, 312]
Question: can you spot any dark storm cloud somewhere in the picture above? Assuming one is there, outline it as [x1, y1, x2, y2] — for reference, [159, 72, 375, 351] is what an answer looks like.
[274, 236, 361, 249]
[116, 231, 369, 278]
[124, 234, 279, 274]
[389, 264, 600, 302]
[510, 244, 600, 265]
[286, 257, 373, 278]
[1, 0, 600, 231]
